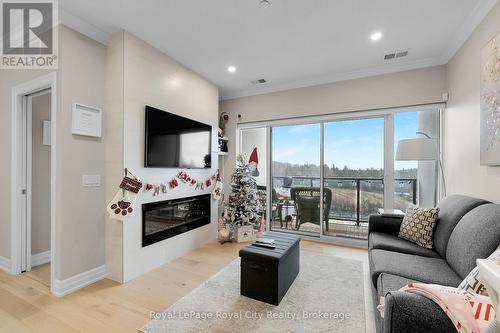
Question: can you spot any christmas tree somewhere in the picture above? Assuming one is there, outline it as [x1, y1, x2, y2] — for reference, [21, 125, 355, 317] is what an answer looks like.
[222, 154, 262, 230]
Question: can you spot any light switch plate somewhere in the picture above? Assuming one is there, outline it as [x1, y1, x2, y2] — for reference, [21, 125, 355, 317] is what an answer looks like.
[82, 175, 101, 187]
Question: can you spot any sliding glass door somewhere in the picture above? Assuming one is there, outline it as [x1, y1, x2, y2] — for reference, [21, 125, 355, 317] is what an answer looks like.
[394, 109, 440, 210]
[238, 106, 442, 242]
[239, 127, 268, 222]
[323, 117, 385, 239]
[270, 124, 321, 235]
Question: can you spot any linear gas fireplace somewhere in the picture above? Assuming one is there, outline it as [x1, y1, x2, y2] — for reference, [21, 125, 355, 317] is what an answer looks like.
[142, 194, 211, 247]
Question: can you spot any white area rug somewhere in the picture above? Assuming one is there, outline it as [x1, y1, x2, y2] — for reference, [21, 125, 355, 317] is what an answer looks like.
[142, 250, 365, 333]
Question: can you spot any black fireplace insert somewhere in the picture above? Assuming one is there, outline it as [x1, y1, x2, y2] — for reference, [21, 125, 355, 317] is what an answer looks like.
[142, 194, 211, 247]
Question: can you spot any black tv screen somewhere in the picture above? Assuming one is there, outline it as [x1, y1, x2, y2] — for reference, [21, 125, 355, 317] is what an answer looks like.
[145, 106, 211, 168]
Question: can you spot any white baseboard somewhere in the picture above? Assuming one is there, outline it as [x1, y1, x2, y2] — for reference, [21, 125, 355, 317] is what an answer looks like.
[31, 251, 51, 267]
[52, 265, 107, 297]
[0, 256, 11, 273]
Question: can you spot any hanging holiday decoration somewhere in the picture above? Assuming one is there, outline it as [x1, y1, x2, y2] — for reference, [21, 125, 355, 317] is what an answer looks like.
[248, 147, 259, 177]
[134, 169, 221, 196]
[107, 169, 143, 221]
[211, 171, 223, 201]
[169, 178, 179, 189]
[219, 112, 229, 136]
[107, 168, 221, 224]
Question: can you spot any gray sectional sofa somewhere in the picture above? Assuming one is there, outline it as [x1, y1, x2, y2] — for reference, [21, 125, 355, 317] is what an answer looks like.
[368, 195, 500, 333]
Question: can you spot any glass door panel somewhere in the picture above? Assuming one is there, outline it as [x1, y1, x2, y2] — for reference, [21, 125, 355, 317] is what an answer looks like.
[270, 124, 321, 235]
[323, 118, 384, 239]
[394, 110, 440, 210]
[240, 127, 268, 222]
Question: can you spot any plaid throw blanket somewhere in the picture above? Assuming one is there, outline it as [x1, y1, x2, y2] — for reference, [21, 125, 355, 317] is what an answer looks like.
[378, 283, 497, 333]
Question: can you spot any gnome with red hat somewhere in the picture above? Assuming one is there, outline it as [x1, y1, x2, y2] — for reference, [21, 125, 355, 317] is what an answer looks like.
[248, 147, 259, 177]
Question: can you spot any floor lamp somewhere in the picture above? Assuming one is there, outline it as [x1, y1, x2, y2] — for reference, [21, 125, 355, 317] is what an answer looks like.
[396, 134, 446, 205]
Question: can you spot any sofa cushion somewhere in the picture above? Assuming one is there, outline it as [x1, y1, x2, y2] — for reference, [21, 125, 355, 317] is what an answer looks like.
[434, 195, 490, 258]
[369, 232, 441, 258]
[369, 249, 462, 287]
[398, 206, 439, 249]
[446, 204, 500, 279]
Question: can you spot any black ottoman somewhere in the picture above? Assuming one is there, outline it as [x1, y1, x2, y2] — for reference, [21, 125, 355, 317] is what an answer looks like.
[239, 231, 300, 305]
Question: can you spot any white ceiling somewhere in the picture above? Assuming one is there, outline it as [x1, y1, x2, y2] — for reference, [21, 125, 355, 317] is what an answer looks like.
[60, 0, 498, 100]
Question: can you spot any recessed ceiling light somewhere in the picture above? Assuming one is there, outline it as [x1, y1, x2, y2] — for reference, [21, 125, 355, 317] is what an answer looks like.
[370, 32, 382, 41]
[227, 66, 236, 73]
[259, 0, 271, 9]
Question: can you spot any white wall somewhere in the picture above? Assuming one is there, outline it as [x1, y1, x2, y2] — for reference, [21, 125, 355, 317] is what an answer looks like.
[444, 2, 500, 203]
[106, 32, 219, 283]
[56, 26, 106, 280]
[0, 25, 106, 283]
[220, 66, 447, 194]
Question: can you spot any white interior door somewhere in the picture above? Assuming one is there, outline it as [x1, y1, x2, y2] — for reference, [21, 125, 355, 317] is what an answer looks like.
[21, 89, 51, 272]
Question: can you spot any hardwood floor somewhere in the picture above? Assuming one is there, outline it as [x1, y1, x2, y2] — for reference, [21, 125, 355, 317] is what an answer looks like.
[0, 240, 373, 333]
[24, 263, 51, 288]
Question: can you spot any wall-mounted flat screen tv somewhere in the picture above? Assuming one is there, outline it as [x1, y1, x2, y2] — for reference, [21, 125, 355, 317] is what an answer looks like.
[145, 105, 211, 168]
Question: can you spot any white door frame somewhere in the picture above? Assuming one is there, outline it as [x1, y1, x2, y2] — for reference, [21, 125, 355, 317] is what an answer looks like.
[11, 72, 57, 295]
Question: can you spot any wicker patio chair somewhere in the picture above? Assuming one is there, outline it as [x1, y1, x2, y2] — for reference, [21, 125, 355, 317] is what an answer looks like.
[290, 187, 332, 231]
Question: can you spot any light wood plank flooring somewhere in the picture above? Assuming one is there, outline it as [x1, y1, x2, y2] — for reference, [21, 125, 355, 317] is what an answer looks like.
[0, 240, 374, 333]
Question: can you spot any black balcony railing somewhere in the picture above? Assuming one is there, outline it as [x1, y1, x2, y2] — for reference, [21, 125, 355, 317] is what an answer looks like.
[270, 176, 417, 225]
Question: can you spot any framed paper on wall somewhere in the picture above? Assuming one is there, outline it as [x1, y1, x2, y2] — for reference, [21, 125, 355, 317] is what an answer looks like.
[480, 31, 500, 165]
[72, 103, 102, 138]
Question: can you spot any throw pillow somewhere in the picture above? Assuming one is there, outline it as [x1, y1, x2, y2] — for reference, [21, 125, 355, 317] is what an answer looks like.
[398, 206, 440, 249]
[458, 246, 500, 296]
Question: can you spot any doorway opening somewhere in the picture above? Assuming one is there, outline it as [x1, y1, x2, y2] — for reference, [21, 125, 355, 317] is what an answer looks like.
[24, 90, 52, 286]
[11, 73, 57, 293]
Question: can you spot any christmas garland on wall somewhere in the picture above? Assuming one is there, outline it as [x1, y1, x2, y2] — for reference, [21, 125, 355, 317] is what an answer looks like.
[143, 170, 220, 196]
[107, 168, 222, 221]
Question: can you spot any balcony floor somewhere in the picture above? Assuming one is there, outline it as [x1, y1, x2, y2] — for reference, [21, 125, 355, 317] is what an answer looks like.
[270, 218, 369, 239]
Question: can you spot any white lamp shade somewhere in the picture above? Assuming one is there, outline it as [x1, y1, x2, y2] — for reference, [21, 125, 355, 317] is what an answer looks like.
[396, 138, 439, 161]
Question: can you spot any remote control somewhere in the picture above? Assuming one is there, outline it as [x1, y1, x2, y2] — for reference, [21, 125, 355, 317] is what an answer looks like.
[252, 242, 276, 249]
